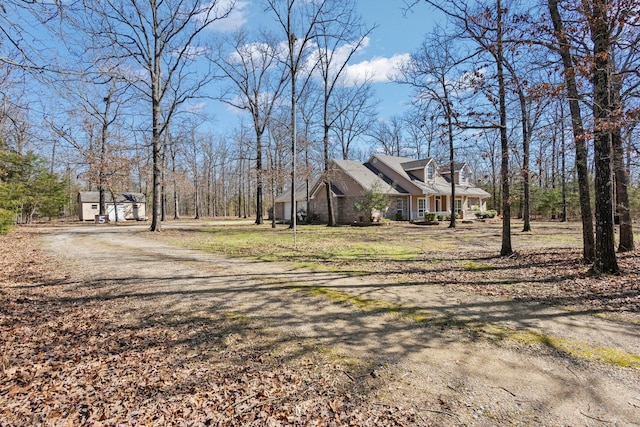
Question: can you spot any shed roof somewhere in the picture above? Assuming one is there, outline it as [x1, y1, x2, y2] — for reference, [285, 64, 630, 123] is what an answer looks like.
[78, 192, 146, 203]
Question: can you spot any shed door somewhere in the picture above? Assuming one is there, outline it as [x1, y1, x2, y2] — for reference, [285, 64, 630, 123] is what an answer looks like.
[107, 204, 126, 222]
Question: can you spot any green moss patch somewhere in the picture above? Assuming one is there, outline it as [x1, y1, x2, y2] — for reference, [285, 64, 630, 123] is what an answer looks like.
[480, 325, 640, 368]
[459, 260, 496, 270]
[298, 286, 431, 322]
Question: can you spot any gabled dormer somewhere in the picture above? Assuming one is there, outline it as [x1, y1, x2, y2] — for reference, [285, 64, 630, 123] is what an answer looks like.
[401, 158, 438, 183]
[425, 159, 437, 183]
[459, 163, 471, 185]
[439, 162, 471, 185]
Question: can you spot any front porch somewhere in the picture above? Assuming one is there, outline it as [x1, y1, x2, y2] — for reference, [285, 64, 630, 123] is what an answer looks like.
[391, 195, 488, 222]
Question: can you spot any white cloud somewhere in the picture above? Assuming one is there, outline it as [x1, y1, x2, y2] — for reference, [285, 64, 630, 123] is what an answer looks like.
[182, 102, 207, 114]
[307, 36, 409, 86]
[227, 41, 273, 65]
[343, 53, 410, 85]
[207, 0, 249, 32]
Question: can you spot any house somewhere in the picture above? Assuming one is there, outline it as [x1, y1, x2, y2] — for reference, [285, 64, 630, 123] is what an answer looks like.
[290, 154, 490, 224]
[78, 191, 147, 222]
[274, 188, 309, 222]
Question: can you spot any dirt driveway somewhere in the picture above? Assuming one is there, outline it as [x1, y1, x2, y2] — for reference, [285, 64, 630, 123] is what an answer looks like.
[32, 223, 640, 425]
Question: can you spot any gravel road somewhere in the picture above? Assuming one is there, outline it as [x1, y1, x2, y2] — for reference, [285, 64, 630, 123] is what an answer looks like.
[42, 223, 640, 426]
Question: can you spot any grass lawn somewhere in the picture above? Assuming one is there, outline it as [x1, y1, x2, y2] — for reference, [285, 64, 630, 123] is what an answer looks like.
[160, 220, 585, 266]
[152, 219, 640, 322]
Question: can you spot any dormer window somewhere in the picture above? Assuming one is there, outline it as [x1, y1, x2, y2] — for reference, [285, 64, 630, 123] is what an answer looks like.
[426, 162, 435, 181]
[460, 165, 469, 184]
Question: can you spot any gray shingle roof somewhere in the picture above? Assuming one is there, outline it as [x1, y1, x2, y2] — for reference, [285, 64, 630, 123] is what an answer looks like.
[439, 162, 468, 174]
[333, 159, 406, 196]
[401, 158, 431, 171]
[274, 187, 309, 203]
[78, 192, 146, 203]
[345, 155, 490, 198]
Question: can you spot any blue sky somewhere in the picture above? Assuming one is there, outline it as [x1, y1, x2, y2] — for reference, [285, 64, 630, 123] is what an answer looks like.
[5, 0, 441, 144]
[207, 0, 441, 133]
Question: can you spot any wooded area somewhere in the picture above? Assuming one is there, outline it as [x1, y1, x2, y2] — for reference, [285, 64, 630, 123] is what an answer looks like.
[1, 0, 639, 272]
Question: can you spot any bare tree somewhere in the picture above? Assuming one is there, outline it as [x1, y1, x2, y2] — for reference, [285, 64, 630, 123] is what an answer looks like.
[313, 0, 374, 226]
[0, 1, 67, 71]
[330, 83, 378, 160]
[43, 70, 136, 218]
[295, 81, 322, 219]
[397, 30, 466, 228]
[210, 30, 289, 225]
[264, 0, 335, 236]
[367, 116, 404, 156]
[418, 0, 513, 255]
[547, 0, 595, 262]
[402, 106, 440, 159]
[80, 0, 234, 231]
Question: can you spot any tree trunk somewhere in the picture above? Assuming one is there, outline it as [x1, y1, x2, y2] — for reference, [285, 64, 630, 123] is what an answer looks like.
[324, 118, 336, 226]
[497, 0, 512, 256]
[548, 0, 594, 261]
[161, 141, 167, 222]
[613, 127, 633, 251]
[447, 102, 456, 229]
[99, 93, 110, 216]
[150, 32, 163, 232]
[150, 95, 162, 231]
[590, 0, 619, 274]
[255, 133, 264, 225]
[561, 131, 568, 222]
[288, 32, 297, 233]
[518, 90, 531, 232]
[610, 68, 634, 252]
[172, 146, 180, 220]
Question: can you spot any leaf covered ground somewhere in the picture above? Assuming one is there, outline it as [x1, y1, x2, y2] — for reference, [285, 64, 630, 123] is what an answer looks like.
[2, 222, 639, 426]
[1, 230, 421, 426]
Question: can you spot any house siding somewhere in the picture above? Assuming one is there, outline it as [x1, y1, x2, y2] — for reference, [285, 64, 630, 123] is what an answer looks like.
[309, 185, 328, 222]
[274, 202, 285, 221]
[279, 156, 490, 224]
[77, 192, 147, 221]
[80, 202, 100, 221]
[312, 172, 371, 224]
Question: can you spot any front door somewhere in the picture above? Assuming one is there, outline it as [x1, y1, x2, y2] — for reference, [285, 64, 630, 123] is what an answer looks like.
[418, 198, 426, 218]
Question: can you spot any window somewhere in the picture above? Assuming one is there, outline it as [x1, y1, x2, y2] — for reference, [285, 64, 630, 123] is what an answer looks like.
[426, 163, 435, 181]
[91, 204, 98, 210]
[434, 196, 441, 212]
[418, 198, 426, 217]
[455, 199, 463, 214]
[460, 165, 469, 184]
[396, 198, 403, 214]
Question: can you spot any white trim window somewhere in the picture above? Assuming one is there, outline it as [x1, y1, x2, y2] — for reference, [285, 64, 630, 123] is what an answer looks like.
[426, 162, 435, 181]
[460, 165, 469, 184]
[396, 198, 403, 215]
[418, 198, 427, 217]
[455, 198, 463, 214]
